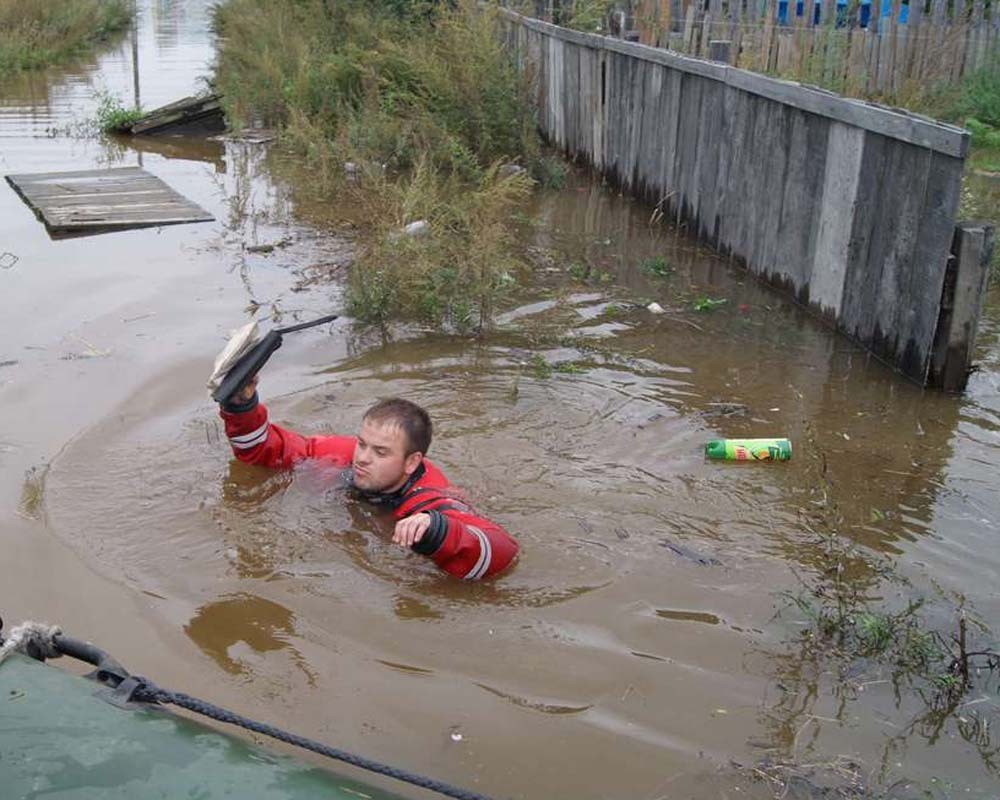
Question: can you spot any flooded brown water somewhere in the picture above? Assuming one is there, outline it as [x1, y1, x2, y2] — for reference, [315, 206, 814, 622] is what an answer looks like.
[1, 2, 999, 798]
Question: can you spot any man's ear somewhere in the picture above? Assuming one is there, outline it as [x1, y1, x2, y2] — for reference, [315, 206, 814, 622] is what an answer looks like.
[403, 451, 423, 477]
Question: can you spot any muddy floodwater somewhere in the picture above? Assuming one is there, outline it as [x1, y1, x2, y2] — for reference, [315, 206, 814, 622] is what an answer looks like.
[2, 2, 999, 798]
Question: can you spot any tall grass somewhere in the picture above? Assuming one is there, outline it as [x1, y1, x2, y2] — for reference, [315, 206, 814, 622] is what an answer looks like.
[344, 160, 533, 331]
[213, 0, 549, 329]
[0, 0, 131, 80]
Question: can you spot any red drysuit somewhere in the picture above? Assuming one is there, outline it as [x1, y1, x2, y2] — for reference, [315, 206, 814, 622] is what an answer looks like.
[220, 399, 518, 579]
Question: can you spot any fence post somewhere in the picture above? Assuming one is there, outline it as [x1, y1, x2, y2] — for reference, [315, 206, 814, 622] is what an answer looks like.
[708, 39, 733, 61]
[929, 222, 996, 391]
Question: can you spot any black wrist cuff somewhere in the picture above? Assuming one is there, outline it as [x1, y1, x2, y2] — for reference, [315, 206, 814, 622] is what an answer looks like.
[411, 510, 448, 556]
[221, 390, 259, 414]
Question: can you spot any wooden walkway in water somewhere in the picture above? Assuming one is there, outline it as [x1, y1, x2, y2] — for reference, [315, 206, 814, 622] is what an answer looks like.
[5, 167, 213, 238]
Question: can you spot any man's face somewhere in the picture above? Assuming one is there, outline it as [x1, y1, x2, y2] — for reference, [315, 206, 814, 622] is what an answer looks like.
[352, 417, 422, 493]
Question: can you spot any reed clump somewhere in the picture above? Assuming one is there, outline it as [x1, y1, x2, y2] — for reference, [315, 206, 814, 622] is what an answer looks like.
[0, 0, 131, 80]
[213, 0, 556, 330]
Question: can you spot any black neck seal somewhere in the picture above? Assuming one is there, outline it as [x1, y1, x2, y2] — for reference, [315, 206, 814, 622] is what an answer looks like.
[346, 461, 426, 510]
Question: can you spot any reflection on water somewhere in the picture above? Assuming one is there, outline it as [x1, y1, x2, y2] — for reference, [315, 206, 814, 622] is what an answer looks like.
[3, 0, 1000, 797]
[186, 592, 315, 685]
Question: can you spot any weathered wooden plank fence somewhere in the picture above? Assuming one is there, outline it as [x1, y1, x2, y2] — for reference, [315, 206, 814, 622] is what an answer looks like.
[501, 8, 992, 389]
[533, 0, 1000, 96]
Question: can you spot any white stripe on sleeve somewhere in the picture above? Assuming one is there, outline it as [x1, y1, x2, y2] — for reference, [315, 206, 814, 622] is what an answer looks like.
[463, 525, 492, 581]
[229, 422, 269, 450]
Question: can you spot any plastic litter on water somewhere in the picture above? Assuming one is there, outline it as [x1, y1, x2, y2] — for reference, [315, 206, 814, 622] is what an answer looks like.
[705, 438, 792, 462]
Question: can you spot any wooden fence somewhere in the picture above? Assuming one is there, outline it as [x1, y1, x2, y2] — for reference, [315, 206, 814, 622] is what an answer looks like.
[501, 8, 992, 388]
[533, 0, 1000, 96]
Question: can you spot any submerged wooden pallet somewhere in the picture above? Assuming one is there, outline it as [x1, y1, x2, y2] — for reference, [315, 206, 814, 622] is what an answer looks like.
[129, 94, 226, 136]
[5, 167, 214, 238]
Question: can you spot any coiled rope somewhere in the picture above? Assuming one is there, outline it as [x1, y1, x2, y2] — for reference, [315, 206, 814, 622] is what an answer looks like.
[0, 621, 497, 800]
[0, 621, 61, 664]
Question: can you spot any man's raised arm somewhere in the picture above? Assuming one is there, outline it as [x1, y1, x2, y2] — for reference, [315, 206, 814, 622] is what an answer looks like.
[219, 377, 355, 469]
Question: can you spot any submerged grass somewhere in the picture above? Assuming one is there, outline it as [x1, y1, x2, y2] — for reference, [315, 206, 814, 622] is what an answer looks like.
[213, 0, 555, 330]
[775, 530, 1000, 729]
[0, 0, 131, 81]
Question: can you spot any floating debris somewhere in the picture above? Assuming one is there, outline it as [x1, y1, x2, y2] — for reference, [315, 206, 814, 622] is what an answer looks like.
[5, 168, 213, 239]
[499, 163, 527, 178]
[60, 335, 112, 361]
[127, 94, 225, 136]
[702, 402, 750, 418]
[224, 128, 276, 144]
[705, 438, 792, 461]
[402, 220, 429, 238]
[659, 539, 722, 567]
[246, 237, 292, 254]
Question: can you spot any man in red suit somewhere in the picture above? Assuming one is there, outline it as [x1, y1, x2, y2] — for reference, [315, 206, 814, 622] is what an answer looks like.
[220, 377, 518, 580]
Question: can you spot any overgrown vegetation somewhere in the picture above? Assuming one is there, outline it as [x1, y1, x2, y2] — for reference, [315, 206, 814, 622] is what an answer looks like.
[213, 0, 560, 331]
[0, 0, 130, 81]
[92, 89, 142, 133]
[343, 160, 532, 330]
[938, 56, 1000, 134]
[508, 0, 617, 33]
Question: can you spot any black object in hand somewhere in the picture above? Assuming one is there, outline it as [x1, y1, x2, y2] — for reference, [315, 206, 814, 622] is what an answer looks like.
[212, 313, 339, 404]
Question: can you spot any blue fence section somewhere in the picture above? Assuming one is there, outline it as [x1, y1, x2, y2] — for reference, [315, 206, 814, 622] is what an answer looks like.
[775, 0, 909, 28]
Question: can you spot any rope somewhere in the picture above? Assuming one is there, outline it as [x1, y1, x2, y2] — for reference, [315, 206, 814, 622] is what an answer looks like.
[0, 621, 61, 665]
[128, 678, 498, 800]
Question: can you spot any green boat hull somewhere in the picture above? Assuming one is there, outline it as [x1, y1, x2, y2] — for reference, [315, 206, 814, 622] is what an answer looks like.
[0, 653, 405, 799]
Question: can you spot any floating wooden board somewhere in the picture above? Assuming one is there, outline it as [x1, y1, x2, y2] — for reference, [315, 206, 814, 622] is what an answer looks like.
[5, 167, 214, 238]
[129, 94, 226, 136]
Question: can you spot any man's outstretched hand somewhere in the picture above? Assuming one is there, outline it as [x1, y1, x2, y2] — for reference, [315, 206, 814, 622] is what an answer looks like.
[231, 375, 258, 405]
[393, 513, 431, 548]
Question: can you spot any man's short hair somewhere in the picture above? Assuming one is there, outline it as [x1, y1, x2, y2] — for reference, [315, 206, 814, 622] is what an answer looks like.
[363, 398, 433, 455]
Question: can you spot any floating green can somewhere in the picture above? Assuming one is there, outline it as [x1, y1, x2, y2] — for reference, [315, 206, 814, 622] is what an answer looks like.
[705, 437, 792, 461]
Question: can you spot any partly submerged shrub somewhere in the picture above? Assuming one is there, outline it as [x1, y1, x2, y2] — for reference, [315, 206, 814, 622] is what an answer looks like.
[345, 160, 533, 331]
[213, 0, 552, 330]
[93, 89, 142, 133]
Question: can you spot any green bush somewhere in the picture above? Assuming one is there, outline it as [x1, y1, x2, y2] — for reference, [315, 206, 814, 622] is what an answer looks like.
[93, 89, 142, 133]
[950, 57, 1000, 129]
[963, 117, 1000, 150]
[0, 0, 130, 80]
